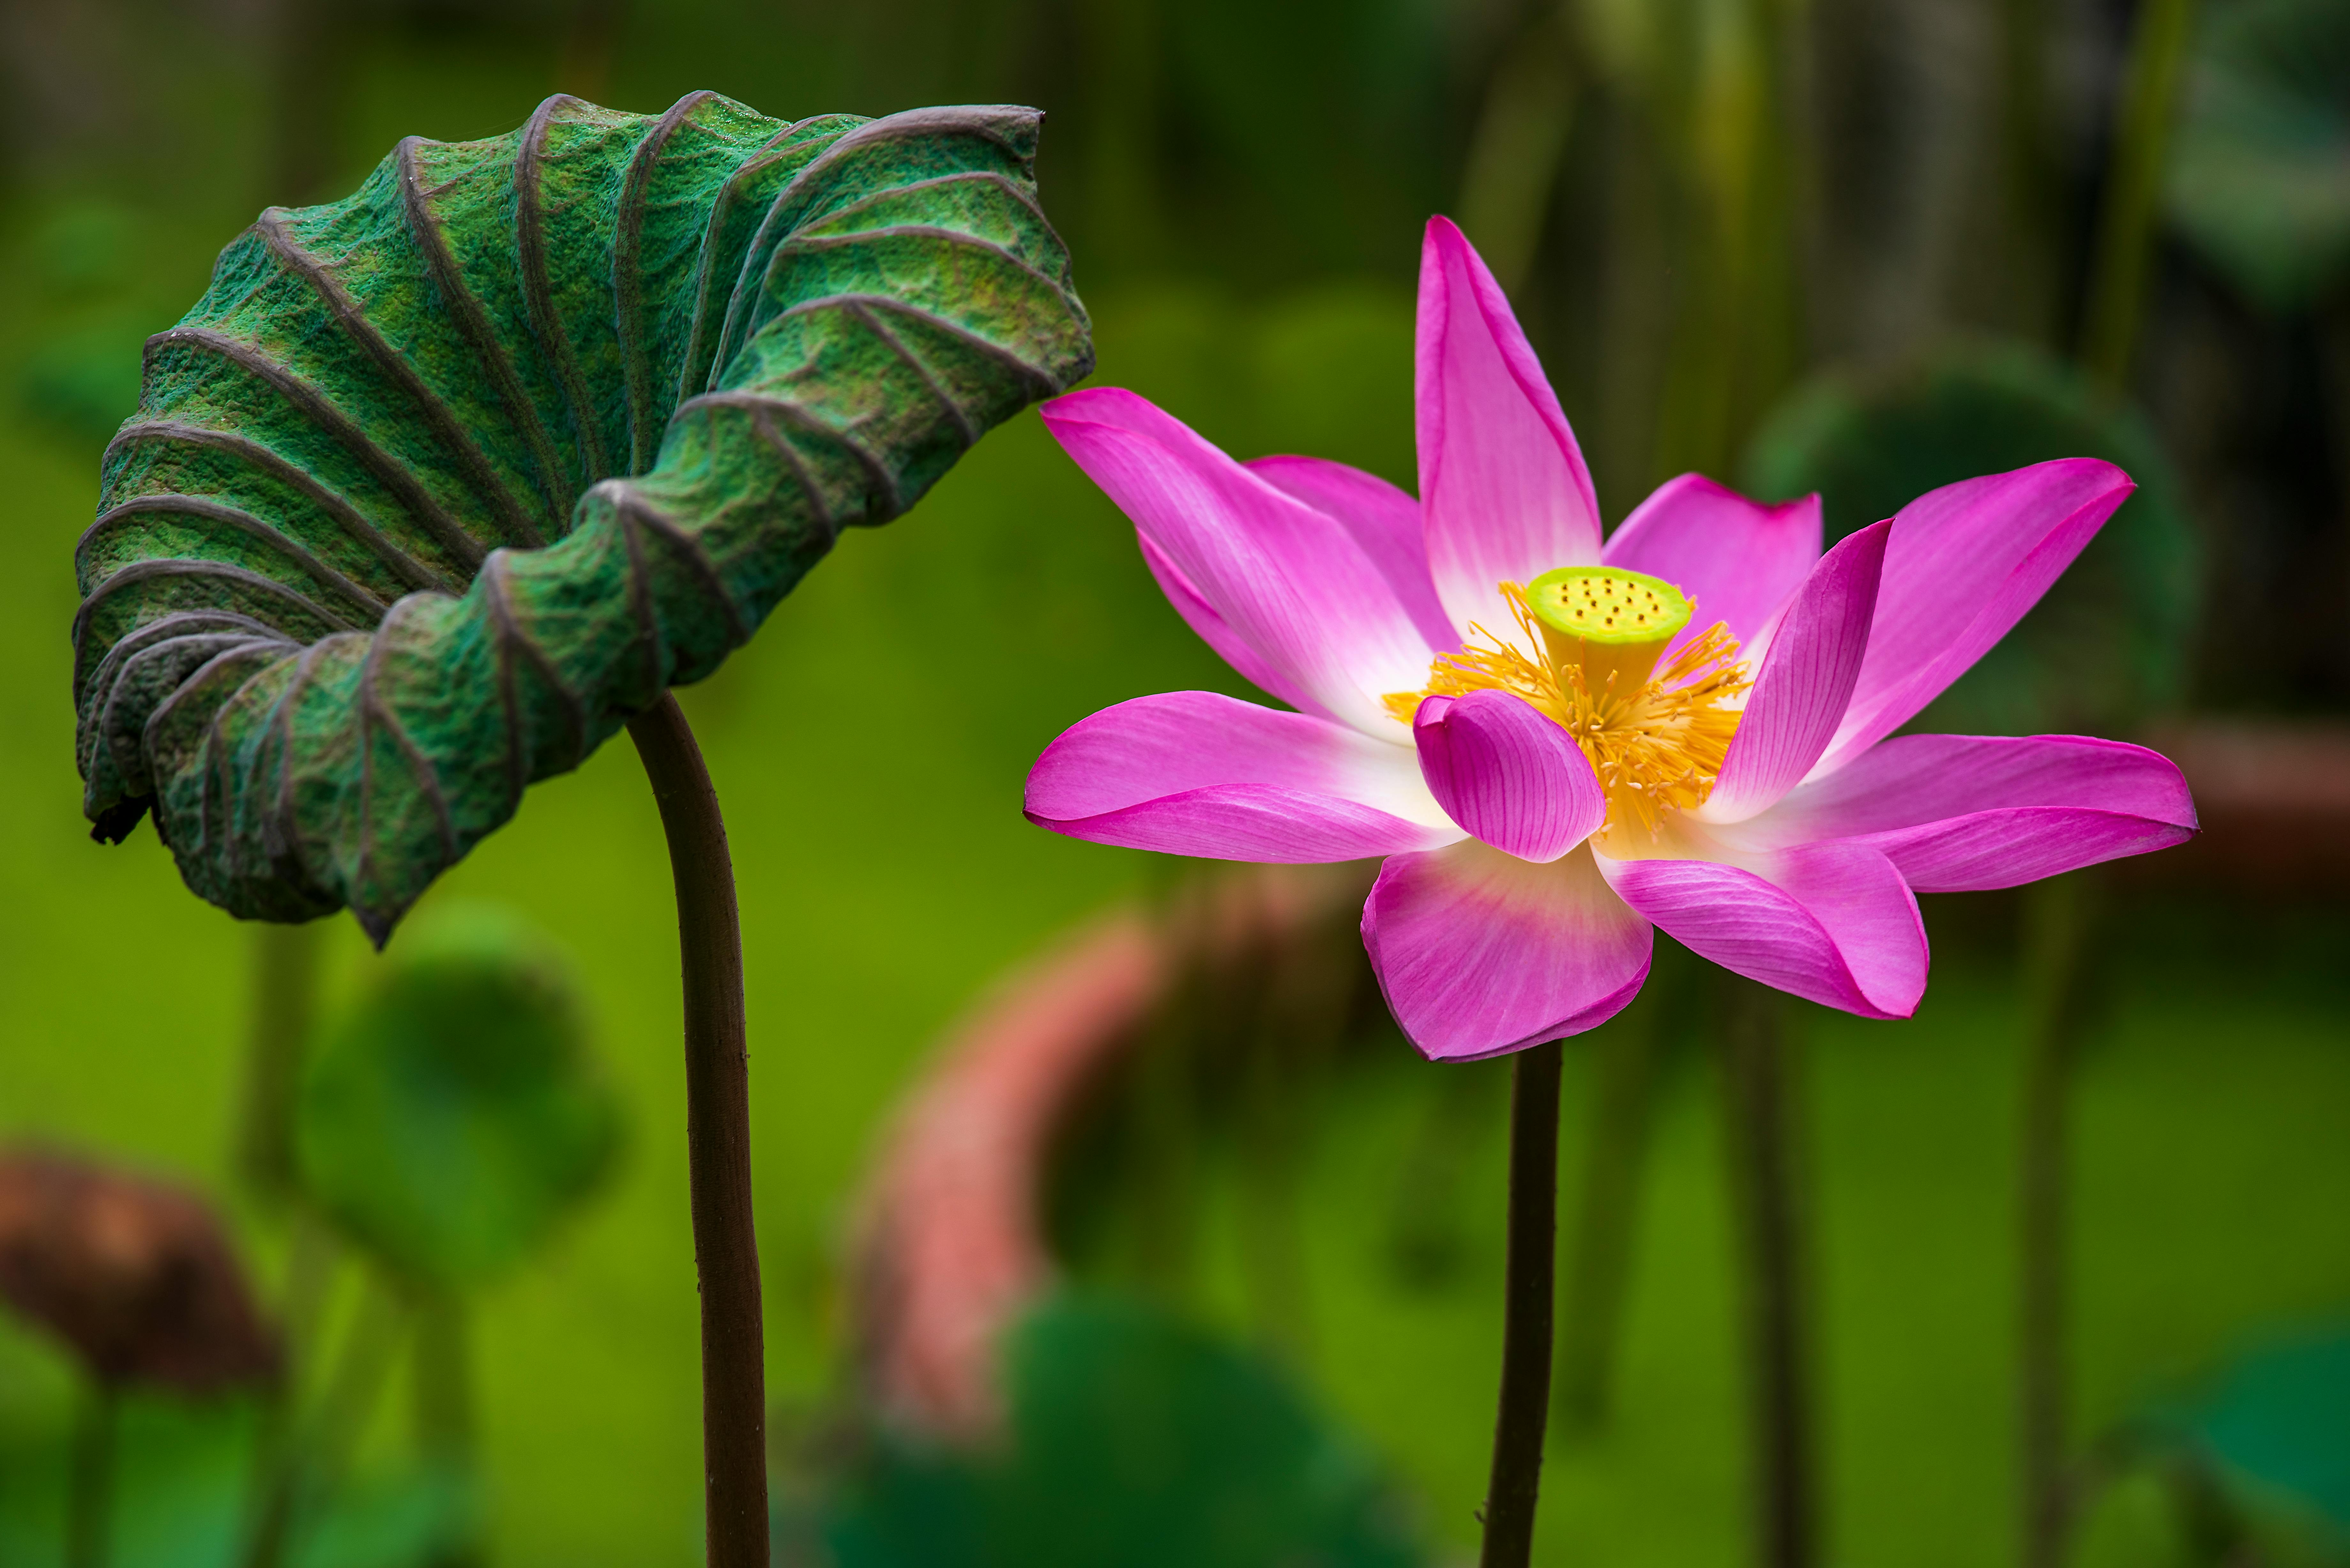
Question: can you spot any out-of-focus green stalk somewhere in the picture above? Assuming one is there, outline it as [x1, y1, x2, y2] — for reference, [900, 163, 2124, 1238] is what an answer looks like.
[1996, 0, 2059, 344]
[1387, 1064, 1502, 1289]
[240, 921, 323, 1205]
[2018, 872, 2103, 1568]
[1075, 0, 1166, 278]
[1239, 909, 1347, 1368]
[414, 1291, 482, 1568]
[243, 1277, 409, 1568]
[65, 1384, 118, 1568]
[1132, 869, 1202, 1302]
[1650, 0, 1806, 482]
[1457, 16, 1579, 295]
[2079, 0, 2202, 395]
[1721, 979, 1816, 1568]
[1553, 1003, 1661, 1435]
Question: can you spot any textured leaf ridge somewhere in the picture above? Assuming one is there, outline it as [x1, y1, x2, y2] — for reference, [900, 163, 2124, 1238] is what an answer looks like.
[72, 94, 1094, 940]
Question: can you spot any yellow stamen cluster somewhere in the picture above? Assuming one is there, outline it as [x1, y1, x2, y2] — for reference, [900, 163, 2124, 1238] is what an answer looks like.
[1384, 582, 1751, 841]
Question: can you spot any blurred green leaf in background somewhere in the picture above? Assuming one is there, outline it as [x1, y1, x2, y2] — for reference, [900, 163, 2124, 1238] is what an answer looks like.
[296, 907, 621, 1293]
[1744, 341, 2202, 732]
[810, 1295, 1422, 1568]
[2168, 0, 2350, 313]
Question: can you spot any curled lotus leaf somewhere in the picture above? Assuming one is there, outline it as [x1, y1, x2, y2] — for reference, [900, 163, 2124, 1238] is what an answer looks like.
[73, 94, 1094, 941]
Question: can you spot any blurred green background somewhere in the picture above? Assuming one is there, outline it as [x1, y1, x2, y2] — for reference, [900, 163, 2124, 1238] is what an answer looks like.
[1, 0, 2347, 1564]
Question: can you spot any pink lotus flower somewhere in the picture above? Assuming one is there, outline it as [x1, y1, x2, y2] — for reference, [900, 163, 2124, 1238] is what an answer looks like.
[1025, 219, 2198, 1061]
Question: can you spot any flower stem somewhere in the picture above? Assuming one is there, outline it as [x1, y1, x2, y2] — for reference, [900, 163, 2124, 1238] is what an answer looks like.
[1479, 1038, 1564, 1568]
[2019, 873, 2099, 1568]
[65, 1383, 117, 1568]
[626, 694, 767, 1568]
[1722, 980, 1815, 1568]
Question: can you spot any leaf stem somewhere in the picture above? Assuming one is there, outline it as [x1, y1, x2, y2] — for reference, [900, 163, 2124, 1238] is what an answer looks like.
[1479, 1038, 1563, 1568]
[65, 1383, 117, 1568]
[626, 694, 767, 1568]
[1722, 981, 1816, 1568]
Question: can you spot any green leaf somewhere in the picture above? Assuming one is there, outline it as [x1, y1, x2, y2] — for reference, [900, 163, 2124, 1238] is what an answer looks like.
[2168, 0, 2350, 313]
[0, 1394, 468, 1568]
[815, 1294, 1425, 1568]
[1740, 341, 2202, 734]
[71, 94, 1094, 941]
[2191, 1329, 2350, 1531]
[295, 905, 620, 1289]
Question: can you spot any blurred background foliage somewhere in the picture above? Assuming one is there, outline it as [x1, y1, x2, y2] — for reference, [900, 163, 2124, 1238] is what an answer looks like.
[0, 0, 2345, 1564]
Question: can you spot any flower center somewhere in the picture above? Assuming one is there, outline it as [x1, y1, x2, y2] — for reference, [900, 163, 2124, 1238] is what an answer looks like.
[1384, 568, 1751, 844]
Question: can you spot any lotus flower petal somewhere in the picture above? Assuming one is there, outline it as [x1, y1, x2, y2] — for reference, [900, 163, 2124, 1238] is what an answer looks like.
[1598, 837, 1927, 1019]
[1703, 521, 1890, 822]
[1415, 217, 1602, 638]
[1816, 459, 2134, 776]
[1750, 733, 2197, 889]
[1042, 389, 1437, 732]
[1025, 691, 1459, 861]
[1247, 455, 1456, 652]
[1412, 691, 1606, 862]
[1364, 841, 1651, 1060]
[1133, 531, 1328, 719]
[1601, 474, 1823, 657]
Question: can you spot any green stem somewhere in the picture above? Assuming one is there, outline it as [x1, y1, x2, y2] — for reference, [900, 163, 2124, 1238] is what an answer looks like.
[626, 694, 767, 1568]
[2019, 873, 2100, 1568]
[1996, 0, 2059, 343]
[1554, 1006, 1662, 1435]
[1478, 1039, 1564, 1568]
[2079, 0, 2202, 395]
[241, 918, 322, 1205]
[1456, 14, 1577, 295]
[1388, 1060, 1500, 1289]
[413, 1291, 482, 1568]
[243, 1277, 407, 1568]
[65, 1384, 117, 1568]
[1722, 982, 1816, 1568]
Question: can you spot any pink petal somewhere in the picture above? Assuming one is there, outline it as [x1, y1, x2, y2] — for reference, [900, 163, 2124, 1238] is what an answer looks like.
[1748, 733, 2197, 890]
[1702, 521, 1891, 822]
[1415, 217, 1602, 639]
[1042, 389, 1437, 733]
[1412, 690, 1607, 862]
[1814, 460, 2134, 777]
[1601, 473, 1823, 658]
[1363, 841, 1651, 1061]
[1247, 455, 1456, 652]
[1597, 837, 1928, 1019]
[1025, 691, 1459, 862]
[1133, 530, 1328, 719]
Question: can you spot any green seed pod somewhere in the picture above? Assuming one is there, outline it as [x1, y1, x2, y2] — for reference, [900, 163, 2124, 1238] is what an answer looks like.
[72, 94, 1094, 941]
